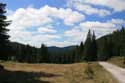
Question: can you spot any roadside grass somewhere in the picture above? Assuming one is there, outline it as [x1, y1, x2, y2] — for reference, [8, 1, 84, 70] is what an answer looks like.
[108, 56, 125, 68]
[0, 61, 117, 83]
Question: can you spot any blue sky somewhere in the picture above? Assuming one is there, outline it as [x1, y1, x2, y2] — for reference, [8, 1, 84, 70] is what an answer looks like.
[1, 0, 125, 47]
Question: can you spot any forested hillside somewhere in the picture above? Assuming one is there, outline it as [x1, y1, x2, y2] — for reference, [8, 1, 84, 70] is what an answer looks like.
[3, 27, 124, 64]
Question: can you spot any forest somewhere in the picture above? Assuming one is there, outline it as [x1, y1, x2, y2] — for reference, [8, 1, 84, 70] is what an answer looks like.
[0, 3, 125, 64]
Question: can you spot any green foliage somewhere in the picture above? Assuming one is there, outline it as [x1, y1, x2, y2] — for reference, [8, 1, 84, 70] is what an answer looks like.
[97, 27, 125, 61]
[40, 44, 49, 63]
[84, 30, 97, 61]
[98, 37, 110, 60]
[0, 3, 11, 60]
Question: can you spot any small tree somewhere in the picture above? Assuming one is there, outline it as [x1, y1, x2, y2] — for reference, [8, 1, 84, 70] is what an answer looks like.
[40, 44, 49, 63]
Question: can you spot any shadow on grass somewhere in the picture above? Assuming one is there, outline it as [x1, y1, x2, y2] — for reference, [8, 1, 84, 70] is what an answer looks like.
[0, 69, 61, 83]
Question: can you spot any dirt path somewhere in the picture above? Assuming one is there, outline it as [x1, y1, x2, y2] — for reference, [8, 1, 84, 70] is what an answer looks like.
[99, 62, 125, 83]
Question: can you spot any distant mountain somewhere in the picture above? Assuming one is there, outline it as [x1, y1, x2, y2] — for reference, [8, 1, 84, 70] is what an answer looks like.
[48, 46, 76, 53]
[9, 42, 76, 53]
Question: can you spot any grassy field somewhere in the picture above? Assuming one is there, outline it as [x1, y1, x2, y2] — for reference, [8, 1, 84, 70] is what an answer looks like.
[0, 61, 117, 83]
[108, 56, 125, 68]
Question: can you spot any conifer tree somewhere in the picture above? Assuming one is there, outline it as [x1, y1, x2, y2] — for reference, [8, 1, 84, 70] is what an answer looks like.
[79, 42, 84, 60]
[120, 27, 125, 63]
[90, 32, 97, 61]
[0, 3, 11, 60]
[84, 29, 93, 61]
[40, 44, 49, 63]
[98, 37, 109, 61]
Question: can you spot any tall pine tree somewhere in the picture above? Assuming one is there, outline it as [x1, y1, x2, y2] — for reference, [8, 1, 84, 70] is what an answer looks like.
[90, 32, 97, 61]
[0, 3, 11, 60]
[84, 29, 92, 61]
[84, 30, 97, 61]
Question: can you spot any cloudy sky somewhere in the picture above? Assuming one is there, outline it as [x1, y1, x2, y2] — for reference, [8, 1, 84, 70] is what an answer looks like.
[1, 0, 125, 47]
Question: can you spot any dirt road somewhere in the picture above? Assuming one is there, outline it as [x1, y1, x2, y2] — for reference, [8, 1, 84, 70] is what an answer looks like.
[99, 62, 125, 83]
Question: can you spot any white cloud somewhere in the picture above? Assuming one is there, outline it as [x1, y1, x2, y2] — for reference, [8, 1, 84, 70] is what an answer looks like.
[67, 0, 125, 17]
[9, 30, 61, 47]
[80, 21, 116, 28]
[7, 5, 84, 29]
[110, 19, 125, 25]
[84, 0, 125, 12]
[40, 5, 85, 25]
[64, 27, 85, 42]
[64, 21, 117, 43]
[38, 26, 57, 33]
[7, 5, 85, 47]
[68, 1, 111, 16]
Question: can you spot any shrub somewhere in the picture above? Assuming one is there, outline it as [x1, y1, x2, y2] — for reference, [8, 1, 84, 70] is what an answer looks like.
[84, 63, 94, 79]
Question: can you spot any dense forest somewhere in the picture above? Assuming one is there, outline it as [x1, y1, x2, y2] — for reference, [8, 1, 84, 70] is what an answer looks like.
[0, 3, 125, 64]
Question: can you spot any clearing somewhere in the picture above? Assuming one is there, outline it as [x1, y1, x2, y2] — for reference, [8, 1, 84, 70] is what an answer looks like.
[0, 61, 116, 83]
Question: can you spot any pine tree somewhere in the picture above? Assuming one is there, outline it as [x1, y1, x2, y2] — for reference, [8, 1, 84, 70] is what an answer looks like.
[0, 3, 11, 60]
[84, 29, 93, 61]
[79, 42, 84, 60]
[90, 32, 97, 61]
[99, 37, 109, 61]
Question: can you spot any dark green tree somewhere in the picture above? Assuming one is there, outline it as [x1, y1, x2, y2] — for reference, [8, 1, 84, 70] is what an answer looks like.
[98, 37, 110, 61]
[0, 3, 11, 60]
[78, 42, 84, 61]
[84, 29, 93, 61]
[40, 44, 49, 63]
[90, 32, 97, 61]
[120, 27, 125, 64]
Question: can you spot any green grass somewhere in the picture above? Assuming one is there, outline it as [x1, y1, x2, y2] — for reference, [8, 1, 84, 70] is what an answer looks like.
[108, 56, 125, 68]
[0, 61, 117, 83]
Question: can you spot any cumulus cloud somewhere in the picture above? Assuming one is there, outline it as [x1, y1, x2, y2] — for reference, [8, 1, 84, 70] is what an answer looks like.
[6, 4, 124, 47]
[7, 5, 85, 47]
[38, 26, 57, 33]
[40, 5, 85, 25]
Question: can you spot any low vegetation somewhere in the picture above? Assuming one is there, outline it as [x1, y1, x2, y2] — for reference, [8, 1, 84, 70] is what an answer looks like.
[84, 63, 94, 79]
[108, 56, 125, 68]
[0, 61, 117, 83]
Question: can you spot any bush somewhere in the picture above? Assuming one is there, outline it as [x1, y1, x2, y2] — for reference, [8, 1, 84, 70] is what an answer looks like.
[84, 63, 94, 79]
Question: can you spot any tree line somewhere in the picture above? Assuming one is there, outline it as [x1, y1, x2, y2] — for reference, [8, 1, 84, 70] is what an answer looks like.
[0, 3, 125, 63]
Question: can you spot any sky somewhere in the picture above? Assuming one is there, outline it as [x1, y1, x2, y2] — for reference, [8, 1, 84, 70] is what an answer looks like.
[1, 0, 125, 47]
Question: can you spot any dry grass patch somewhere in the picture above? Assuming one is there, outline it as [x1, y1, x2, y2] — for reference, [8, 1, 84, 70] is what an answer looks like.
[108, 56, 125, 68]
[0, 61, 117, 83]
